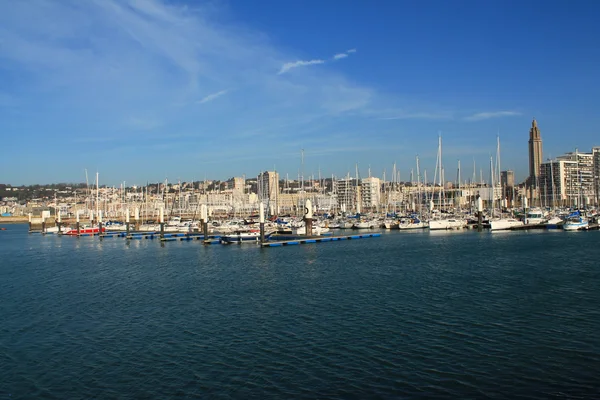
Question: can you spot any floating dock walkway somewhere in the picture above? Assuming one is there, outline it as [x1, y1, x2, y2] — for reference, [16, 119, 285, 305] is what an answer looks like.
[262, 232, 381, 247]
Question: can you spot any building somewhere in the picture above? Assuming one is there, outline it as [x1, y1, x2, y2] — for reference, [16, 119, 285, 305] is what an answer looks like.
[558, 151, 594, 206]
[593, 147, 600, 205]
[528, 119, 543, 187]
[500, 170, 515, 188]
[227, 177, 245, 196]
[500, 170, 515, 206]
[257, 171, 279, 207]
[334, 177, 357, 212]
[540, 150, 594, 207]
[360, 177, 381, 210]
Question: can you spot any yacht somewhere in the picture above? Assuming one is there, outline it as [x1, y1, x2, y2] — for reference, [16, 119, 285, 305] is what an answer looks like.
[563, 211, 588, 231]
[428, 218, 467, 230]
[398, 217, 427, 230]
[490, 218, 524, 231]
[524, 208, 546, 225]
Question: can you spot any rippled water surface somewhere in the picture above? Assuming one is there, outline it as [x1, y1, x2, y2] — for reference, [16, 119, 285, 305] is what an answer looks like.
[1, 224, 599, 399]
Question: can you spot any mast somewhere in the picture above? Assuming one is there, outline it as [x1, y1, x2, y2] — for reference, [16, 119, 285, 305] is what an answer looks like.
[95, 172, 99, 223]
[496, 135, 503, 210]
[489, 156, 495, 219]
[550, 158, 556, 210]
[85, 169, 90, 216]
[355, 163, 360, 214]
[457, 160, 461, 211]
[437, 134, 444, 211]
[416, 155, 421, 215]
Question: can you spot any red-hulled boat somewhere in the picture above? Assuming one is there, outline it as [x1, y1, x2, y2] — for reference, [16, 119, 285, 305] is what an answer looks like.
[64, 226, 106, 235]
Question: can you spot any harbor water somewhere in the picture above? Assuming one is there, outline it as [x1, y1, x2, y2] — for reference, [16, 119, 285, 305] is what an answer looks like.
[1, 224, 599, 398]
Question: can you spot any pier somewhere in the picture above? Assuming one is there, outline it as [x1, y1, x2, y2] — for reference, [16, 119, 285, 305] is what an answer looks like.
[262, 233, 381, 247]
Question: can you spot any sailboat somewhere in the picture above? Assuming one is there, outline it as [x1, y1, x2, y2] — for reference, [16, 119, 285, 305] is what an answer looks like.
[428, 135, 467, 230]
[490, 136, 523, 231]
[399, 156, 427, 230]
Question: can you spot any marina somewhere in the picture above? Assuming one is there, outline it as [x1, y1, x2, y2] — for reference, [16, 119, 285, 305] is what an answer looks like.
[2, 1, 600, 397]
[2, 223, 599, 399]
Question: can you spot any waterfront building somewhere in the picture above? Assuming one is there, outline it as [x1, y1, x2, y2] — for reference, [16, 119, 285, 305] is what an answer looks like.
[558, 151, 594, 206]
[360, 177, 381, 210]
[257, 171, 279, 208]
[334, 177, 357, 212]
[540, 151, 594, 208]
[593, 147, 600, 205]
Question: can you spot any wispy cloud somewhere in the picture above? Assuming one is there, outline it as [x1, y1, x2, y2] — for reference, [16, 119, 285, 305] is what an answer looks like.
[277, 59, 325, 74]
[278, 48, 356, 73]
[464, 111, 521, 121]
[379, 112, 454, 120]
[332, 48, 357, 61]
[0, 0, 494, 184]
[198, 90, 229, 104]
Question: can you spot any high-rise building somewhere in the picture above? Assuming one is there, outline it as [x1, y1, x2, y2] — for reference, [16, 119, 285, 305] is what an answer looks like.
[500, 170, 515, 206]
[558, 151, 594, 206]
[500, 170, 514, 187]
[360, 177, 381, 210]
[593, 147, 600, 205]
[528, 119, 543, 187]
[335, 177, 357, 212]
[257, 171, 279, 206]
[540, 150, 594, 207]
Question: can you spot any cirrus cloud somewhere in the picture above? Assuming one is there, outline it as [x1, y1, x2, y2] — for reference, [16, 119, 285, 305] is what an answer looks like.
[464, 111, 521, 121]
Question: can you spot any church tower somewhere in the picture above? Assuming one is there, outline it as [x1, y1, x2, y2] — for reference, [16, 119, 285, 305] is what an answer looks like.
[528, 118, 543, 187]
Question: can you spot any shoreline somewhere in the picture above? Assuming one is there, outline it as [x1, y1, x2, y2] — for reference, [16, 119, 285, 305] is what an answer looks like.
[0, 217, 29, 224]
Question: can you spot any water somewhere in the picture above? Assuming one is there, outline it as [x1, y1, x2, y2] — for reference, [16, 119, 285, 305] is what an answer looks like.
[1, 224, 599, 399]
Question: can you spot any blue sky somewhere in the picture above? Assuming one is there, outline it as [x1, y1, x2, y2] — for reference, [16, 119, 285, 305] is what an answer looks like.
[1, 0, 599, 186]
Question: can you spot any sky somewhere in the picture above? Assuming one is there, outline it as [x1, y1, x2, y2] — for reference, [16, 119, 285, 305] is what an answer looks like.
[1, 0, 599, 186]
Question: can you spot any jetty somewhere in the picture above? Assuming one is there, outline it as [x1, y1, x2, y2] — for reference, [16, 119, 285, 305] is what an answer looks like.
[262, 232, 381, 247]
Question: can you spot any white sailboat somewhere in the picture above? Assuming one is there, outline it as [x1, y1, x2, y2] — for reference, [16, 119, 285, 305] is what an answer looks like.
[428, 135, 467, 230]
[490, 136, 523, 231]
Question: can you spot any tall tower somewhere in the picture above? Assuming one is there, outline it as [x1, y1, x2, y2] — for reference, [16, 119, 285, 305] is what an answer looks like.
[528, 118, 543, 187]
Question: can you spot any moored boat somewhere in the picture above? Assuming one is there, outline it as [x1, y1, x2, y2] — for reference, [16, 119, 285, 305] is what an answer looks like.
[544, 216, 563, 230]
[64, 226, 105, 235]
[428, 218, 467, 230]
[562, 211, 588, 231]
[398, 217, 427, 230]
[490, 218, 524, 231]
[220, 229, 273, 243]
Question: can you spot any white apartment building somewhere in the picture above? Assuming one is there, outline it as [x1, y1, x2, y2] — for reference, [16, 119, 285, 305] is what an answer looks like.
[360, 177, 381, 210]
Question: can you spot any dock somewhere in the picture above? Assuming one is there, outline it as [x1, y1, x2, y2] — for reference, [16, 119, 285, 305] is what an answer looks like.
[509, 224, 547, 231]
[262, 232, 381, 247]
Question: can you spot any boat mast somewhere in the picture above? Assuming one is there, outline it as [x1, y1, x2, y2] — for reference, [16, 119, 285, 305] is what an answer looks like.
[457, 159, 461, 211]
[496, 135, 502, 211]
[96, 172, 99, 223]
[416, 155, 421, 216]
[550, 158, 556, 210]
[489, 156, 494, 219]
[438, 134, 444, 211]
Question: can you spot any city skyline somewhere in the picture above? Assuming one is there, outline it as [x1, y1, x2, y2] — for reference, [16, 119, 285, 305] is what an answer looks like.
[1, 0, 600, 186]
